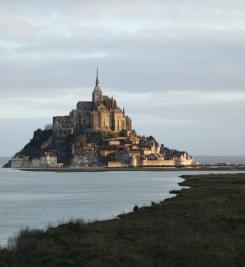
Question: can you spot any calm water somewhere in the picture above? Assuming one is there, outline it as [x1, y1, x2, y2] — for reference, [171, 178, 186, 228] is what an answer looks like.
[194, 155, 245, 165]
[0, 168, 243, 246]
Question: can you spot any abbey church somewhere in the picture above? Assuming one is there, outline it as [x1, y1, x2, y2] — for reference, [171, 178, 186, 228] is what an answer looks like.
[8, 69, 195, 169]
[53, 69, 132, 138]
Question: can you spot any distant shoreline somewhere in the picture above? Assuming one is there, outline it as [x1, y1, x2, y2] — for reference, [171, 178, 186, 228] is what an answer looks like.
[16, 166, 245, 172]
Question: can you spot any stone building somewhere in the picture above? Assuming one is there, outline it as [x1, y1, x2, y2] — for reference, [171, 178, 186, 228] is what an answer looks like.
[40, 152, 58, 167]
[10, 152, 63, 168]
[11, 156, 30, 168]
[53, 69, 132, 138]
[71, 144, 100, 167]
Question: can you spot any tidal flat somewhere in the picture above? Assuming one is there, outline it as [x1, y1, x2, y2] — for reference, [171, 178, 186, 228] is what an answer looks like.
[0, 173, 245, 267]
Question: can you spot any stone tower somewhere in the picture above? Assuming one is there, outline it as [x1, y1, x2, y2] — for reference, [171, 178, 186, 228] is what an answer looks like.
[92, 67, 102, 104]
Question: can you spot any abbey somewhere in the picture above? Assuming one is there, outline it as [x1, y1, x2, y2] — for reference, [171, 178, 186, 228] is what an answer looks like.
[53, 69, 132, 138]
[7, 69, 196, 169]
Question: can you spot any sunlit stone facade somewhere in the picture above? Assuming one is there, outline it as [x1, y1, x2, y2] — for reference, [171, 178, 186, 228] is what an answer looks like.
[53, 69, 132, 137]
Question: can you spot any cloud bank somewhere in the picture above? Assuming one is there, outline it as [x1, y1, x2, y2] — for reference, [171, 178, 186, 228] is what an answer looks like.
[0, 0, 244, 156]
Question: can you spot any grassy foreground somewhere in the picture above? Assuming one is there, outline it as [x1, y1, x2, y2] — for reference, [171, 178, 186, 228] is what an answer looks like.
[0, 173, 245, 267]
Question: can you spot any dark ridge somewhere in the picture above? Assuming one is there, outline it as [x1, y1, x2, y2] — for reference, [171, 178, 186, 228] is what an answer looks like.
[18, 129, 53, 158]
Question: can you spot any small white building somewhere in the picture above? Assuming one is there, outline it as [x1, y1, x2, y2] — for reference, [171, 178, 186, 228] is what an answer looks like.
[40, 152, 58, 168]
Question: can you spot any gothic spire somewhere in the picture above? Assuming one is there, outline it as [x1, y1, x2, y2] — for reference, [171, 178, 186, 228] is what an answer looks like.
[92, 67, 102, 103]
[96, 66, 99, 86]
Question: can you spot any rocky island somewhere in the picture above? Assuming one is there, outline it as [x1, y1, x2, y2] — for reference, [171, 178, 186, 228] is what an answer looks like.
[5, 70, 194, 170]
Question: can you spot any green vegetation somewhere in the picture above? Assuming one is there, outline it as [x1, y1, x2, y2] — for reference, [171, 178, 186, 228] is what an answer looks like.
[20, 129, 53, 158]
[0, 173, 245, 267]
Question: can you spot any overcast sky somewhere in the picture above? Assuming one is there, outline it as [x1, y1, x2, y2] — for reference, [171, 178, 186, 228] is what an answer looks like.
[0, 0, 245, 156]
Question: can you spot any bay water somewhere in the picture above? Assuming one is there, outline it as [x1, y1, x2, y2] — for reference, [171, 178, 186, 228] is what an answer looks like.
[0, 168, 243, 246]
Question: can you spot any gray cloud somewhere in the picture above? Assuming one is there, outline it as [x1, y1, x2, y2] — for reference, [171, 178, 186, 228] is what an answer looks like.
[0, 0, 244, 156]
[0, 29, 244, 92]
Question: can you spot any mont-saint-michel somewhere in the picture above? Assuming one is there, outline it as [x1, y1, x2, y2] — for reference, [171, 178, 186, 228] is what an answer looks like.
[6, 70, 194, 170]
